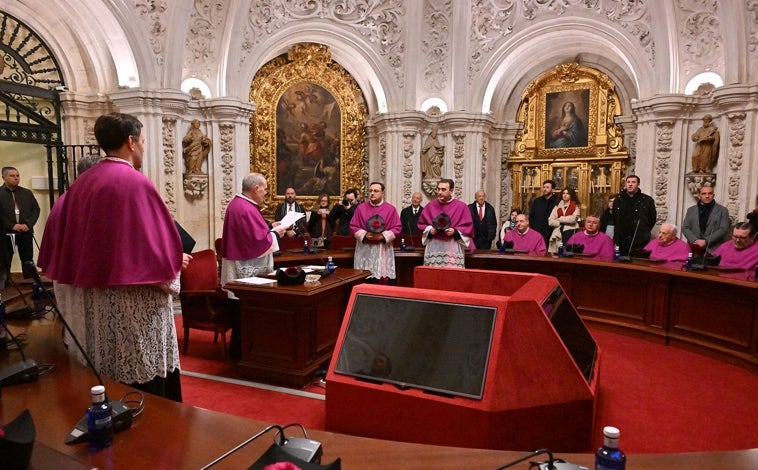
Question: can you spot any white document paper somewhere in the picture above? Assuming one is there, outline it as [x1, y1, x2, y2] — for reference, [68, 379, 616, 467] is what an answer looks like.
[279, 211, 305, 229]
[235, 276, 277, 285]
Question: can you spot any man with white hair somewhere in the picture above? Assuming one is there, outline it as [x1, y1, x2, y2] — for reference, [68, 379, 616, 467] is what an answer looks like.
[642, 223, 691, 262]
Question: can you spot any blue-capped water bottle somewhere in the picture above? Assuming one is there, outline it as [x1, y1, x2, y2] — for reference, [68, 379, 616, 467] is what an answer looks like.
[303, 239, 310, 255]
[87, 385, 113, 450]
[613, 245, 621, 262]
[595, 426, 626, 470]
[558, 242, 565, 258]
[400, 238, 406, 252]
[683, 252, 693, 271]
[326, 256, 335, 275]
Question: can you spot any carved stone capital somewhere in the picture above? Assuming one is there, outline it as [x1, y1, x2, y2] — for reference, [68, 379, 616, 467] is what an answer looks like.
[184, 173, 209, 200]
[684, 172, 716, 200]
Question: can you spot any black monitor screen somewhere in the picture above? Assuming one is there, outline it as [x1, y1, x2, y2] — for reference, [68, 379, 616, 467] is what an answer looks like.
[334, 294, 498, 399]
[541, 286, 597, 383]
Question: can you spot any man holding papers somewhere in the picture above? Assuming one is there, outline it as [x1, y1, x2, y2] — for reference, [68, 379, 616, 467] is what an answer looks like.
[220, 173, 291, 288]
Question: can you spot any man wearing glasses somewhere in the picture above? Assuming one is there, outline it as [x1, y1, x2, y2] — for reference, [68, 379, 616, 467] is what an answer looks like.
[712, 222, 758, 270]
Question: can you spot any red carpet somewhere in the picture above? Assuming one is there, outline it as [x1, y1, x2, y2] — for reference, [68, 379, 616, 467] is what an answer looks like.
[176, 316, 758, 454]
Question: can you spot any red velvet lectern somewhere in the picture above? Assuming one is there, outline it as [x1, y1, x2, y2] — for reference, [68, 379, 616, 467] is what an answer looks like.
[325, 267, 600, 452]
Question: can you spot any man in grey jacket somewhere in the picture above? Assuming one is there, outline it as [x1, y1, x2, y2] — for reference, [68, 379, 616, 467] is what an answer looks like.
[681, 185, 730, 251]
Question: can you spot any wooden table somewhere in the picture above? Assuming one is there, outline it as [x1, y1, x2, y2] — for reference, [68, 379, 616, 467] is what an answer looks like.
[225, 268, 370, 387]
[2, 321, 757, 469]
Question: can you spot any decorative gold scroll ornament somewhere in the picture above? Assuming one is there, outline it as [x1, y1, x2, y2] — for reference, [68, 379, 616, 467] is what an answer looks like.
[250, 43, 367, 216]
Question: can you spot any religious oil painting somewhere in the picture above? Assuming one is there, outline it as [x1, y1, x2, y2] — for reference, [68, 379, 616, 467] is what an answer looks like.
[544, 89, 590, 149]
[275, 82, 341, 196]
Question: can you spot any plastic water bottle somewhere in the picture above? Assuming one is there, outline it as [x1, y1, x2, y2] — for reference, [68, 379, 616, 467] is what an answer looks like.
[303, 239, 310, 255]
[87, 385, 113, 450]
[326, 256, 335, 275]
[595, 426, 626, 470]
[684, 252, 693, 271]
[613, 245, 621, 262]
[558, 242, 565, 257]
[400, 238, 406, 252]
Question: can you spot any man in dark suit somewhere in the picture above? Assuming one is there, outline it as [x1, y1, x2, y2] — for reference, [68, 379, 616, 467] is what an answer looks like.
[1, 166, 40, 280]
[528, 180, 558, 248]
[468, 189, 498, 250]
[681, 185, 730, 251]
[273, 187, 306, 237]
[400, 191, 424, 236]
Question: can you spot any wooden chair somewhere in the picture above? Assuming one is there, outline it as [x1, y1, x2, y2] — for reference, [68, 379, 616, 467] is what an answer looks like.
[329, 234, 356, 250]
[179, 249, 236, 359]
[276, 235, 311, 251]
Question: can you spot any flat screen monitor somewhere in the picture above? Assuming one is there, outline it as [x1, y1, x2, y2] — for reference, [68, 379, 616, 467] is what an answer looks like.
[334, 294, 497, 399]
[541, 285, 597, 383]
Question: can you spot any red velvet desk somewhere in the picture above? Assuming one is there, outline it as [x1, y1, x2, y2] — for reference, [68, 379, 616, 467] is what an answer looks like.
[2, 321, 758, 469]
[225, 268, 369, 387]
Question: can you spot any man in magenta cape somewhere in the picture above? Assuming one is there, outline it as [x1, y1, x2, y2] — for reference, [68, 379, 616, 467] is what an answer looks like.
[712, 221, 758, 270]
[350, 182, 401, 283]
[503, 213, 547, 256]
[220, 172, 289, 288]
[643, 223, 691, 262]
[566, 215, 615, 261]
[39, 161, 181, 287]
[417, 178, 474, 268]
[37, 112, 186, 401]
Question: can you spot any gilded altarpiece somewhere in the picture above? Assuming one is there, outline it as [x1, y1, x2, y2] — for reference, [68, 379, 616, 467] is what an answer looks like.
[250, 43, 367, 217]
[509, 63, 628, 217]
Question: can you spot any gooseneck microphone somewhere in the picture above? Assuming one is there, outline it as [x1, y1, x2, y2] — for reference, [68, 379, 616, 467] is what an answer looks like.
[0, 309, 40, 386]
[495, 448, 556, 469]
[494, 447, 586, 470]
[21, 261, 135, 444]
[619, 219, 641, 262]
[405, 220, 417, 251]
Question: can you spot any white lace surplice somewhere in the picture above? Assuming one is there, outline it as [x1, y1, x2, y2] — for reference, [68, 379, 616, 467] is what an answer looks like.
[55, 280, 180, 385]
[353, 238, 396, 279]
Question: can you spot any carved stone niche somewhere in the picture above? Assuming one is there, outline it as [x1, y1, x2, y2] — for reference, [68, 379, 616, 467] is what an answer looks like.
[684, 172, 716, 200]
[184, 174, 209, 200]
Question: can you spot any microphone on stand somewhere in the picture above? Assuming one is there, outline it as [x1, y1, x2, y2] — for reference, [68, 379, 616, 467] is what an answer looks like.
[618, 219, 640, 262]
[20, 261, 134, 444]
[202, 423, 332, 469]
[690, 237, 711, 271]
[404, 221, 417, 251]
[0, 314, 39, 387]
[494, 448, 587, 470]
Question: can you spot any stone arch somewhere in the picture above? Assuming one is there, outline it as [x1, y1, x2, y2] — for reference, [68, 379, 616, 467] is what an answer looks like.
[2, 1, 137, 91]
[229, 27, 393, 117]
[476, 18, 652, 123]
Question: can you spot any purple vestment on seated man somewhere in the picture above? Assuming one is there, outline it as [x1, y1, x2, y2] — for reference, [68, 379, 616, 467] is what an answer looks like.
[503, 228, 547, 256]
[713, 240, 758, 270]
[566, 230, 615, 261]
[643, 237, 691, 262]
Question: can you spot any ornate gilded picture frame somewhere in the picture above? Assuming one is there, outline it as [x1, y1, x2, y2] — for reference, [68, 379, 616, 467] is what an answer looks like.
[508, 63, 628, 217]
[250, 43, 367, 216]
[544, 88, 591, 150]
